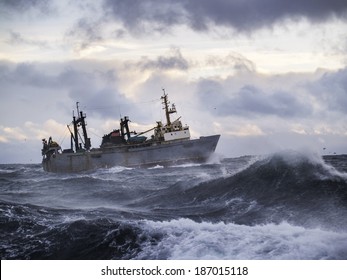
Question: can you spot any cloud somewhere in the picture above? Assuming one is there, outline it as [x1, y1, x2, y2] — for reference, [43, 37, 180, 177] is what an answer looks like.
[224, 123, 265, 137]
[182, 0, 347, 32]
[102, 0, 184, 34]
[1, 62, 59, 88]
[314, 67, 347, 114]
[7, 31, 49, 49]
[137, 47, 190, 71]
[193, 66, 346, 121]
[53, 67, 142, 119]
[0, 120, 68, 144]
[102, 0, 347, 35]
[191, 65, 347, 151]
[65, 18, 104, 51]
[205, 52, 256, 73]
[2, 58, 346, 128]
[0, 60, 153, 127]
[24, 120, 67, 141]
[0, 126, 27, 143]
[8, 0, 345, 56]
[2, 57, 347, 162]
[0, 0, 54, 15]
[196, 79, 311, 118]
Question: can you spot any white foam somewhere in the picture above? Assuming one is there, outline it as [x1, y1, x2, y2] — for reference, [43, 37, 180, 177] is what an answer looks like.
[225, 155, 260, 177]
[103, 166, 134, 173]
[171, 163, 203, 168]
[267, 150, 347, 180]
[148, 165, 164, 169]
[206, 153, 223, 165]
[0, 168, 15, 174]
[138, 219, 347, 260]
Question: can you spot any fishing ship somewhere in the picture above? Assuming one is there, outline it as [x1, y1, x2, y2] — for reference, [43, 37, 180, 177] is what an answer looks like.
[41, 91, 220, 172]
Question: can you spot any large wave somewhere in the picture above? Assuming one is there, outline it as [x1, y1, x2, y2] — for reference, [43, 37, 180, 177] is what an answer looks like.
[2, 201, 346, 260]
[130, 151, 347, 229]
[1, 152, 347, 259]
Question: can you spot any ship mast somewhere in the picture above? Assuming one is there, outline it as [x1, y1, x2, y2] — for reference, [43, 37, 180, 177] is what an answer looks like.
[161, 89, 176, 129]
[71, 102, 91, 151]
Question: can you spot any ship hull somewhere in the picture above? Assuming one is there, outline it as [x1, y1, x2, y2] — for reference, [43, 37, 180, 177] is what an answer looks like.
[42, 135, 220, 173]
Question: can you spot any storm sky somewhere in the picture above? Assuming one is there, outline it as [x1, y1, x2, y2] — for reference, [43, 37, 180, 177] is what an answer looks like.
[1, 0, 347, 163]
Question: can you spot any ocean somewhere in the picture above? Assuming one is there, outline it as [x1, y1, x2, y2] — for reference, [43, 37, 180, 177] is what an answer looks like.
[1, 151, 347, 260]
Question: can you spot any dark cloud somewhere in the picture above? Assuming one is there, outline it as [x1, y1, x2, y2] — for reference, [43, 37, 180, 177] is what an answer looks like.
[197, 79, 311, 118]
[0, 61, 146, 121]
[66, 18, 104, 51]
[195, 66, 347, 121]
[0, 62, 66, 127]
[59, 68, 133, 118]
[182, 0, 347, 32]
[102, 0, 184, 34]
[1, 63, 57, 88]
[0, 0, 53, 15]
[137, 47, 190, 71]
[314, 68, 347, 114]
[102, 0, 347, 34]
[206, 52, 256, 73]
[65, 0, 347, 51]
[0, 62, 116, 94]
[68, 1, 182, 45]
[7, 31, 49, 49]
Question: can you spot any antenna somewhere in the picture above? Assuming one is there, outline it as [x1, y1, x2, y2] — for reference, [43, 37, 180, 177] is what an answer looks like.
[76, 102, 80, 116]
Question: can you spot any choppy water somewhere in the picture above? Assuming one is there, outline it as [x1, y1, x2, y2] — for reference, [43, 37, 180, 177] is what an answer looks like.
[1, 151, 347, 259]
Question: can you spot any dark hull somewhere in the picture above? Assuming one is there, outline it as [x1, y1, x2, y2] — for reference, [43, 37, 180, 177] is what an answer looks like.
[42, 135, 220, 173]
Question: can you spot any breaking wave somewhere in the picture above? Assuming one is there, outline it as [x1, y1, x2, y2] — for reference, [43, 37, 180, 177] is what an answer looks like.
[1, 151, 347, 259]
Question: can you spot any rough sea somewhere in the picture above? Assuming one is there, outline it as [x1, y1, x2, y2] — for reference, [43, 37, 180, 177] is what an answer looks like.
[1, 151, 347, 260]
